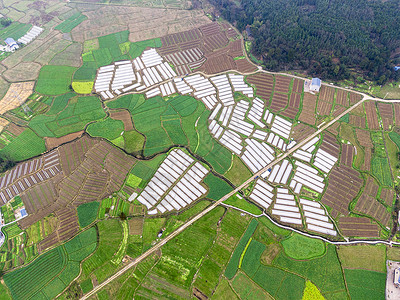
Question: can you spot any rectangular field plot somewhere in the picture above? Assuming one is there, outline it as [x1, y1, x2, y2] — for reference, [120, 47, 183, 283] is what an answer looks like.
[339, 217, 380, 237]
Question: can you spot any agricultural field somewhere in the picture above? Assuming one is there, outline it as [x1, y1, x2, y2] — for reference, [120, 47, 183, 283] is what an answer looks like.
[35, 65, 77, 95]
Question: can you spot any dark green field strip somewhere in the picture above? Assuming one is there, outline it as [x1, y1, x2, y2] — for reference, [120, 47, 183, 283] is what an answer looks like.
[344, 269, 386, 300]
[55, 12, 87, 33]
[225, 219, 258, 279]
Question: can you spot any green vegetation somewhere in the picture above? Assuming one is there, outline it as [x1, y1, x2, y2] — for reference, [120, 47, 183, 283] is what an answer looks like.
[77, 201, 100, 228]
[0, 21, 30, 41]
[81, 219, 123, 284]
[122, 130, 145, 154]
[337, 244, 386, 272]
[225, 219, 258, 279]
[224, 194, 262, 215]
[224, 155, 252, 185]
[55, 12, 87, 33]
[0, 129, 45, 161]
[35, 65, 76, 95]
[4, 227, 97, 300]
[125, 174, 142, 188]
[302, 281, 325, 300]
[344, 269, 386, 300]
[87, 118, 124, 140]
[232, 271, 273, 299]
[29, 95, 106, 137]
[204, 174, 233, 200]
[274, 244, 346, 296]
[281, 233, 326, 260]
[213, 279, 239, 299]
[371, 131, 393, 186]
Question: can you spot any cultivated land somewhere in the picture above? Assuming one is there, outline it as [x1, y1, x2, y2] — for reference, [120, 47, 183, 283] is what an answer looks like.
[0, 2, 398, 299]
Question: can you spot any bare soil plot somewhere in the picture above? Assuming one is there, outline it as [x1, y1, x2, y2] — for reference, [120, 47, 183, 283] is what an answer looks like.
[49, 42, 83, 68]
[364, 101, 380, 130]
[340, 144, 354, 167]
[318, 86, 335, 103]
[327, 122, 340, 136]
[234, 58, 257, 73]
[270, 92, 289, 113]
[292, 78, 303, 93]
[339, 217, 380, 237]
[71, 6, 210, 43]
[0, 82, 35, 115]
[128, 217, 144, 235]
[110, 110, 134, 131]
[200, 53, 235, 74]
[281, 92, 300, 119]
[298, 93, 317, 125]
[349, 115, 366, 128]
[291, 123, 316, 142]
[355, 128, 373, 148]
[394, 104, 400, 126]
[6, 123, 25, 136]
[320, 133, 340, 158]
[354, 176, 391, 227]
[316, 100, 332, 116]
[332, 105, 346, 118]
[45, 131, 84, 150]
[380, 187, 395, 206]
[336, 89, 349, 107]
[377, 102, 393, 131]
[274, 75, 291, 93]
[3, 62, 42, 82]
[349, 92, 362, 105]
[321, 165, 363, 217]
[246, 73, 274, 104]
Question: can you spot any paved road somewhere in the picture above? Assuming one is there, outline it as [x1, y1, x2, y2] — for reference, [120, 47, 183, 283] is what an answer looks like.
[81, 90, 368, 299]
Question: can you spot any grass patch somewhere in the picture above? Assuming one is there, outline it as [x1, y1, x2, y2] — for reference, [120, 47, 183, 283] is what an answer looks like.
[123, 130, 145, 154]
[36, 65, 76, 95]
[55, 12, 87, 33]
[225, 219, 258, 279]
[337, 244, 386, 272]
[204, 174, 233, 200]
[281, 233, 326, 260]
[344, 269, 385, 300]
[213, 279, 239, 299]
[87, 118, 124, 140]
[77, 201, 100, 228]
[232, 271, 273, 300]
[224, 155, 252, 186]
[224, 195, 262, 215]
[0, 128, 45, 161]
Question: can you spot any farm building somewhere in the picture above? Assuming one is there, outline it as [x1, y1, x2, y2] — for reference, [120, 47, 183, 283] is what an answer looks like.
[395, 66, 400, 71]
[310, 78, 322, 92]
[394, 268, 400, 286]
[4, 37, 19, 52]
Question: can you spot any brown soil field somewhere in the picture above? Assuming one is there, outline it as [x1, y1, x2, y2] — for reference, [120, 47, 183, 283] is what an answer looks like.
[0, 81, 35, 115]
[349, 115, 366, 128]
[246, 73, 274, 104]
[49, 43, 83, 68]
[364, 101, 380, 130]
[298, 93, 317, 125]
[291, 123, 316, 141]
[349, 92, 362, 104]
[270, 92, 288, 112]
[110, 110, 133, 131]
[274, 75, 291, 93]
[380, 187, 395, 206]
[318, 86, 335, 103]
[71, 6, 210, 42]
[45, 131, 84, 150]
[340, 144, 354, 167]
[377, 102, 393, 131]
[336, 89, 349, 107]
[321, 165, 363, 217]
[128, 217, 144, 235]
[339, 217, 380, 237]
[316, 100, 332, 116]
[394, 104, 400, 126]
[320, 133, 340, 158]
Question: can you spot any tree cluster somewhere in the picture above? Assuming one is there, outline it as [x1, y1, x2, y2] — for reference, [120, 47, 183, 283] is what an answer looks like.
[209, 0, 400, 83]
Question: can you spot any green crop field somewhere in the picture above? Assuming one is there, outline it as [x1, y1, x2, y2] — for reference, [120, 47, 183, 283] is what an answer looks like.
[344, 269, 386, 300]
[55, 12, 87, 33]
[281, 233, 326, 260]
[204, 174, 233, 201]
[214, 279, 239, 300]
[0, 22, 31, 41]
[337, 244, 386, 272]
[0, 129, 45, 161]
[225, 219, 258, 279]
[4, 227, 96, 300]
[29, 95, 106, 137]
[35, 65, 77, 95]
[87, 118, 124, 140]
[224, 195, 262, 215]
[232, 271, 273, 300]
[224, 155, 253, 186]
[273, 244, 346, 296]
[77, 201, 100, 228]
[81, 219, 123, 284]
